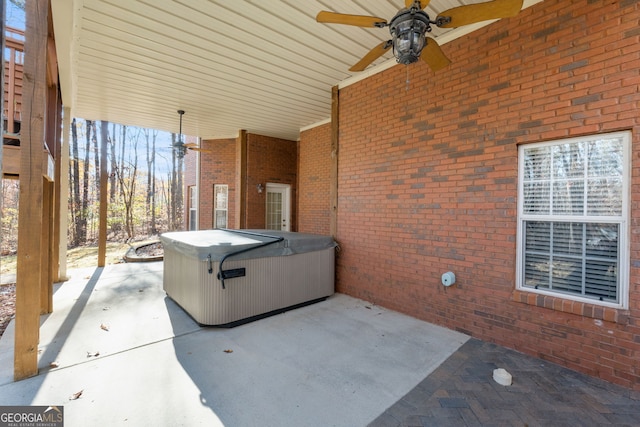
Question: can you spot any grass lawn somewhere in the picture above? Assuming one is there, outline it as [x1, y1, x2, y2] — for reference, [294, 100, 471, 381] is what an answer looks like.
[0, 241, 140, 276]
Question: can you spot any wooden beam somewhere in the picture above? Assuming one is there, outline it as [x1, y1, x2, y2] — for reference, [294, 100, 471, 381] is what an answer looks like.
[2, 146, 20, 176]
[6, 39, 17, 134]
[330, 86, 339, 239]
[236, 129, 248, 229]
[15, 0, 49, 381]
[2, 147, 55, 178]
[98, 121, 108, 267]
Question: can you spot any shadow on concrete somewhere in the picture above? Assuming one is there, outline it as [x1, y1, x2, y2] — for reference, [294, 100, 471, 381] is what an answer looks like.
[37, 267, 104, 373]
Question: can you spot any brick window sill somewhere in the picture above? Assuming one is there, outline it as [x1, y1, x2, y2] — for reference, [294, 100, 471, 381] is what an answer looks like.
[512, 290, 630, 325]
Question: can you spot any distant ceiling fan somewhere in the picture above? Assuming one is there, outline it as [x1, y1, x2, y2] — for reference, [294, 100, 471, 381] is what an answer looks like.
[173, 110, 208, 158]
[316, 0, 523, 72]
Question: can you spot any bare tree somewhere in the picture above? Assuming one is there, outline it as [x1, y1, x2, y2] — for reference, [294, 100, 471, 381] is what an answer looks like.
[109, 122, 117, 203]
[69, 118, 82, 246]
[169, 133, 184, 230]
[114, 127, 140, 240]
[82, 120, 94, 242]
[144, 128, 158, 235]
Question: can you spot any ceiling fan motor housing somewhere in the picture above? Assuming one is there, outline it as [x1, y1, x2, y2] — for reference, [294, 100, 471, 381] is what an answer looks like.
[389, 9, 431, 65]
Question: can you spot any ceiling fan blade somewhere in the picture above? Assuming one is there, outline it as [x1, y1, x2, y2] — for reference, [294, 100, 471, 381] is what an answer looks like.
[316, 11, 387, 28]
[420, 38, 451, 71]
[436, 0, 523, 28]
[349, 40, 393, 72]
[405, 0, 431, 9]
[184, 143, 213, 152]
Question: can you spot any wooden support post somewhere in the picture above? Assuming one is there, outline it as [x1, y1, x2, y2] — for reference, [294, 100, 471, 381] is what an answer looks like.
[97, 121, 108, 267]
[236, 129, 248, 229]
[330, 86, 339, 239]
[15, 0, 49, 381]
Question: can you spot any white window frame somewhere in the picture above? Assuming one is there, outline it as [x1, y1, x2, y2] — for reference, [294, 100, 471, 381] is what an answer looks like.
[516, 131, 630, 310]
[214, 184, 228, 229]
[188, 185, 198, 231]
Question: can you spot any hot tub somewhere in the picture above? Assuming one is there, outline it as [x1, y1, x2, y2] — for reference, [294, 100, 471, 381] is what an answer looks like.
[160, 229, 336, 326]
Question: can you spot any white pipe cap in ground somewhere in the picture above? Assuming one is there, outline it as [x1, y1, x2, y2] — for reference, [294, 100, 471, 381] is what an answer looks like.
[493, 368, 512, 386]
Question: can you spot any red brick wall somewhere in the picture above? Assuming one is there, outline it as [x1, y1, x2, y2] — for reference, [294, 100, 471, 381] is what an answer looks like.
[196, 134, 297, 230]
[198, 138, 237, 229]
[298, 123, 332, 234]
[246, 133, 298, 230]
[335, 0, 640, 389]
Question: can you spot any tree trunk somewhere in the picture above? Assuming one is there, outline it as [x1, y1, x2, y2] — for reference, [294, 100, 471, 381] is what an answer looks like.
[80, 119, 91, 244]
[92, 121, 99, 197]
[170, 133, 177, 230]
[144, 129, 157, 234]
[70, 118, 82, 246]
[119, 124, 126, 198]
[109, 122, 117, 203]
[150, 129, 157, 235]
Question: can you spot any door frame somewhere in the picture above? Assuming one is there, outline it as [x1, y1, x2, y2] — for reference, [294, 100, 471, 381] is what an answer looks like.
[265, 183, 291, 231]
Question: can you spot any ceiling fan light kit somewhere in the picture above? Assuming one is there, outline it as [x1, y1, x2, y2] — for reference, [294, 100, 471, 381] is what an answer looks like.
[389, 7, 431, 65]
[316, 0, 523, 72]
[174, 109, 187, 159]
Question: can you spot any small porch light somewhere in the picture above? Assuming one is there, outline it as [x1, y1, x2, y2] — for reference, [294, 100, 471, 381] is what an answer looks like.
[256, 183, 264, 193]
[389, 8, 431, 65]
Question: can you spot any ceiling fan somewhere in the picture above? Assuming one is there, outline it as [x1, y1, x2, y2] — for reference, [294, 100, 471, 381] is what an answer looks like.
[316, 0, 523, 72]
[173, 110, 209, 158]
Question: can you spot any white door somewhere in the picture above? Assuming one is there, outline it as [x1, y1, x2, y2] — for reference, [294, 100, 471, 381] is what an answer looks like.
[265, 183, 290, 231]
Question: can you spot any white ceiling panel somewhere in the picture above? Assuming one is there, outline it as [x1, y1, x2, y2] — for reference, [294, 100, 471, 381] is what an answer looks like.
[51, 0, 541, 140]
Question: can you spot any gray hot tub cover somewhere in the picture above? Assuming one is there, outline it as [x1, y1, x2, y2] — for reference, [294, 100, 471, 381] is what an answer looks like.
[160, 229, 337, 262]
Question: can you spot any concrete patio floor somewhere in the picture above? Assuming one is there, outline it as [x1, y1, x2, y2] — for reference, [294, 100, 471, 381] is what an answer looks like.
[0, 261, 469, 426]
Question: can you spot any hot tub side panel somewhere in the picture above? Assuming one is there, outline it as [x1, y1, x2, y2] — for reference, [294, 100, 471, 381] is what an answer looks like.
[163, 244, 209, 321]
[197, 248, 334, 325]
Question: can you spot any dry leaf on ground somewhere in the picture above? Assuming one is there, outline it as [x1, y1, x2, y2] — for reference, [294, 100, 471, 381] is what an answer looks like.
[70, 390, 83, 400]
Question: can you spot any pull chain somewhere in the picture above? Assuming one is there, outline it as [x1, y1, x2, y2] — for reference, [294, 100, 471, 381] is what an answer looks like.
[406, 65, 410, 92]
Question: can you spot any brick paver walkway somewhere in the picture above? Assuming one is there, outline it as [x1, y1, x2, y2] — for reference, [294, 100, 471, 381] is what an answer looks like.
[370, 338, 640, 427]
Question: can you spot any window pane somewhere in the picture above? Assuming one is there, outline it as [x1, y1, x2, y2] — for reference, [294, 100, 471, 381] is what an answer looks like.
[585, 260, 617, 301]
[524, 254, 550, 289]
[215, 210, 227, 228]
[523, 146, 551, 180]
[522, 146, 551, 215]
[522, 221, 619, 303]
[553, 143, 585, 179]
[525, 221, 550, 252]
[523, 182, 550, 214]
[586, 224, 618, 258]
[266, 192, 283, 230]
[551, 256, 583, 294]
[552, 222, 583, 256]
[588, 139, 623, 177]
[586, 138, 623, 215]
[587, 178, 622, 215]
[214, 185, 228, 229]
[552, 180, 584, 215]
